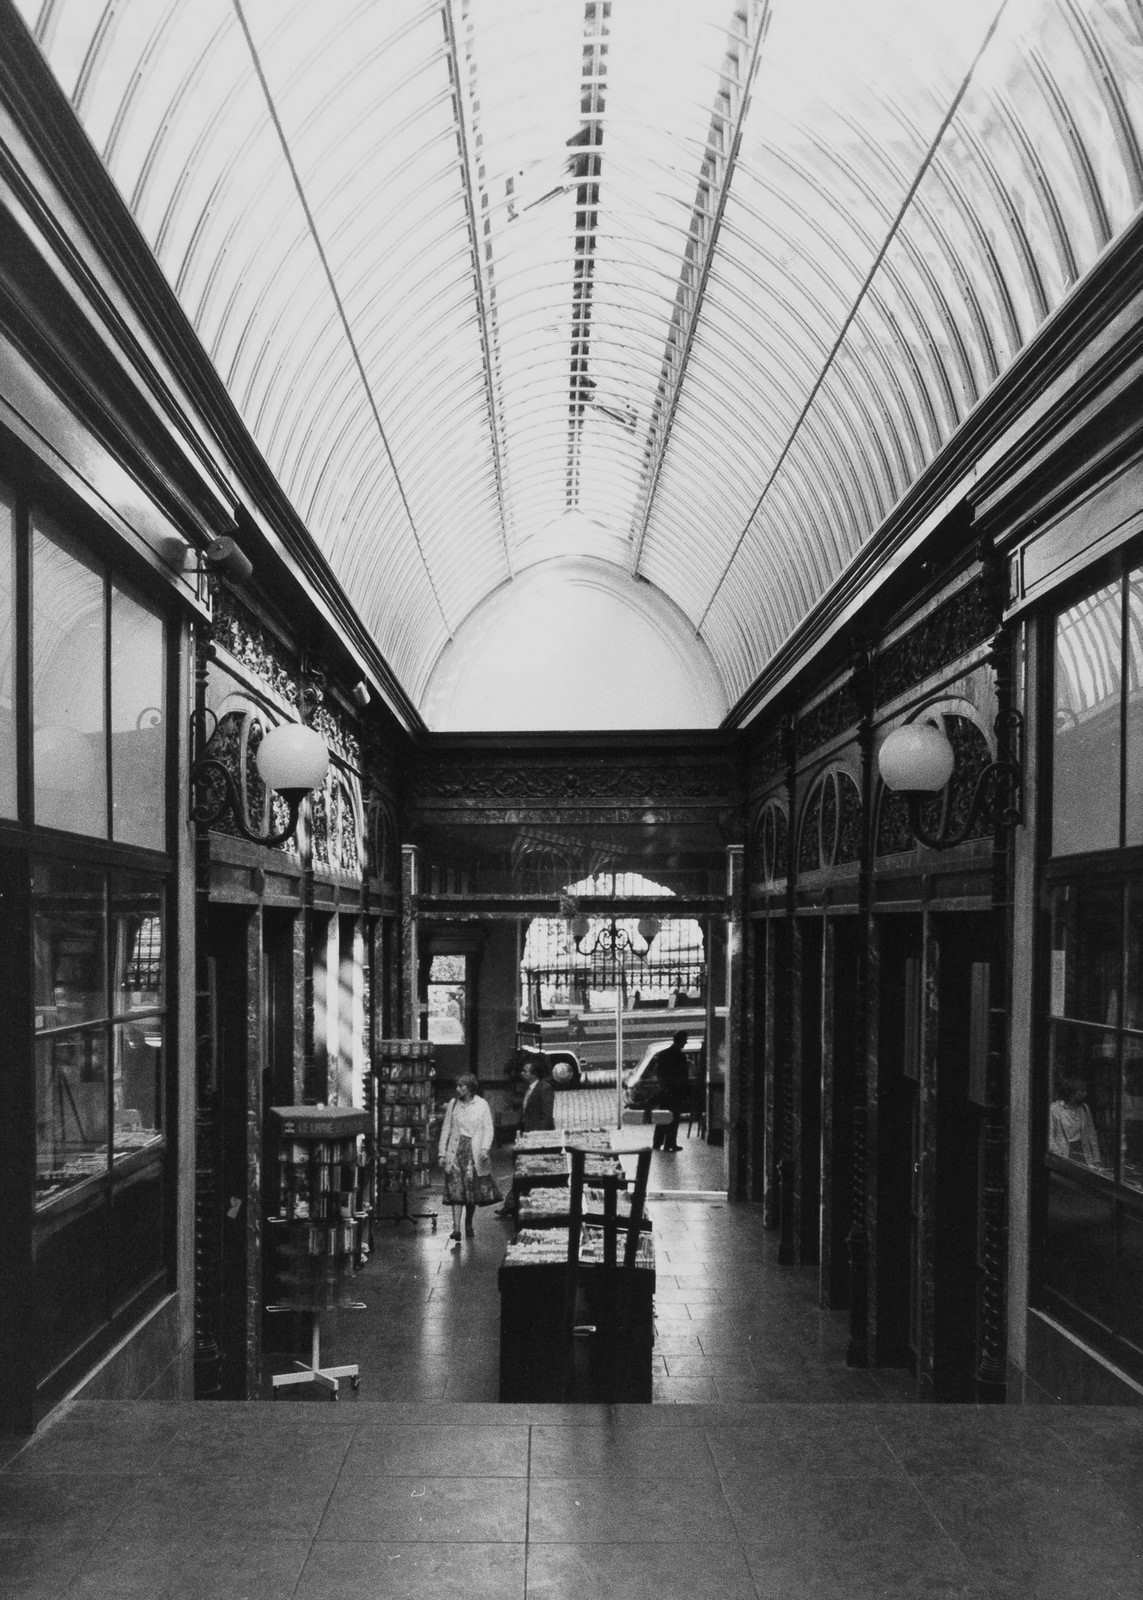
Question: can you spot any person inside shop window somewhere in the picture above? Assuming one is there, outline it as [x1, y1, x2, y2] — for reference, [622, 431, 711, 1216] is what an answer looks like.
[438, 1073, 501, 1242]
[1049, 1073, 1103, 1168]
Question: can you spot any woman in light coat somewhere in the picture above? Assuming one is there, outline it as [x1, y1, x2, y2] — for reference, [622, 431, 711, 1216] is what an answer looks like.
[437, 1073, 500, 1241]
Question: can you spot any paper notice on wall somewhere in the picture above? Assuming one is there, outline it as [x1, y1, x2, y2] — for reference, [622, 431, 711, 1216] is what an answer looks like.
[1050, 949, 1067, 1016]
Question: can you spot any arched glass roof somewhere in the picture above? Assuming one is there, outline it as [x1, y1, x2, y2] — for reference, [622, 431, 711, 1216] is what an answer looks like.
[12, 0, 1143, 729]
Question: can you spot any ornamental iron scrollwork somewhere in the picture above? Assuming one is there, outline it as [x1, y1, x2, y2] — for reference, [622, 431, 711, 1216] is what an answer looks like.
[189, 707, 298, 849]
[798, 767, 863, 873]
[875, 710, 1014, 855]
[755, 799, 789, 889]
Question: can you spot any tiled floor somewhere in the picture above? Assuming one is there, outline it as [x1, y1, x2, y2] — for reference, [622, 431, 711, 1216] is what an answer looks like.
[4, 1108, 1142, 1597]
[263, 1100, 895, 1407]
[5, 1395, 1143, 1597]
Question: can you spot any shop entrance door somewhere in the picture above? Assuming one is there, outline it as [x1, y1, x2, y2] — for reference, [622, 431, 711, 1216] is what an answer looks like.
[206, 905, 254, 1400]
[824, 917, 858, 1307]
[798, 919, 823, 1265]
[931, 911, 989, 1401]
[875, 914, 922, 1371]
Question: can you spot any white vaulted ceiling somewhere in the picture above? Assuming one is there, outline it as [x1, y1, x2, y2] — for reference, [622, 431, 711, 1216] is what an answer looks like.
[10, 0, 1143, 729]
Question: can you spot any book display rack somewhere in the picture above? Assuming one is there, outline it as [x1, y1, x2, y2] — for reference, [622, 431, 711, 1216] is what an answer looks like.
[265, 1104, 369, 1398]
[366, 1039, 438, 1229]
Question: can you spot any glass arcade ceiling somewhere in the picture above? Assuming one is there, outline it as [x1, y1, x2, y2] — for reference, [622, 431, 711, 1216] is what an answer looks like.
[12, 0, 1143, 730]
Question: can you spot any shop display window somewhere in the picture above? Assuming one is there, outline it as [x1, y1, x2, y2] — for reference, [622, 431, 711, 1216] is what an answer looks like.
[1041, 567, 1143, 1367]
[0, 488, 15, 818]
[29, 509, 167, 844]
[32, 861, 165, 1208]
[1053, 580, 1121, 857]
[31, 520, 107, 837]
[0, 476, 175, 1423]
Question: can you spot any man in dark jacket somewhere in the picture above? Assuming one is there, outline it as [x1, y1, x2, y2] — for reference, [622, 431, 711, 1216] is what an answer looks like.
[651, 1031, 690, 1152]
[496, 1055, 556, 1218]
[520, 1055, 556, 1132]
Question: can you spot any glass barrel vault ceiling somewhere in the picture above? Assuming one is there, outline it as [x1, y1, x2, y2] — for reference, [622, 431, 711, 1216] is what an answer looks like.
[11, 0, 1143, 730]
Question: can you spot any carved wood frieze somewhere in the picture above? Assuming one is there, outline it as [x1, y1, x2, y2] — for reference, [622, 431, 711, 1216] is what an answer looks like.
[211, 588, 298, 709]
[748, 732, 786, 792]
[796, 683, 859, 762]
[312, 774, 363, 879]
[211, 591, 361, 770]
[311, 700, 360, 770]
[876, 578, 995, 707]
[411, 756, 734, 809]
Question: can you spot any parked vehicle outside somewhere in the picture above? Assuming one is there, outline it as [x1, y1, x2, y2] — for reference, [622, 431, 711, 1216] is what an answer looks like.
[519, 1045, 582, 1089]
[623, 1037, 704, 1110]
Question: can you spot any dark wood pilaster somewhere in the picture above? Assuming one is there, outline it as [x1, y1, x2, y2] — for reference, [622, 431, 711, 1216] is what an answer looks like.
[976, 605, 1017, 1402]
[777, 718, 798, 1266]
[847, 649, 875, 1363]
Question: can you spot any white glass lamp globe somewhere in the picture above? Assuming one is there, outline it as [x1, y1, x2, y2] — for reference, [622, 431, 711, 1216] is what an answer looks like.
[570, 913, 591, 946]
[255, 722, 329, 793]
[637, 914, 661, 945]
[878, 722, 955, 793]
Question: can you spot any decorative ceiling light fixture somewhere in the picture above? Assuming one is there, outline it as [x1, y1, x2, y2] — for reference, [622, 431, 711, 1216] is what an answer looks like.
[190, 713, 329, 847]
[877, 713, 1023, 851]
[573, 914, 657, 960]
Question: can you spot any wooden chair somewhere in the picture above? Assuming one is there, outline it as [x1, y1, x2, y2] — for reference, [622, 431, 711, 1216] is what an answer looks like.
[563, 1146, 653, 1401]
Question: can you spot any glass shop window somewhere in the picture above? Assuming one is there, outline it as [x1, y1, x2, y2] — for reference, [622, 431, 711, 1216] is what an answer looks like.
[1, 487, 15, 818]
[427, 955, 467, 1045]
[1042, 566, 1143, 1362]
[33, 861, 165, 1208]
[30, 511, 167, 849]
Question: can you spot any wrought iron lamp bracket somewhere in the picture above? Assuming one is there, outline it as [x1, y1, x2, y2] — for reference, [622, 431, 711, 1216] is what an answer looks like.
[189, 708, 306, 848]
[904, 709, 1024, 852]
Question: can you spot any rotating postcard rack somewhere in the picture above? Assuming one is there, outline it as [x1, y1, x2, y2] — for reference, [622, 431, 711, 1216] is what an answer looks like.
[265, 1104, 369, 1398]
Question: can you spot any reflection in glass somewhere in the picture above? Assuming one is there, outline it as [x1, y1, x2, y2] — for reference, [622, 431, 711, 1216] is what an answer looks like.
[1123, 1046, 1143, 1195]
[1048, 1019, 1114, 1177]
[1126, 881, 1143, 1034]
[1048, 881, 1123, 1026]
[0, 487, 15, 818]
[33, 861, 106, 1029]
[1126, 572, 1143, 846]
[1053, 583, 1121, 856]
[35, 1030, 109, 1203]
[112, 1021, 162, 1154]
[111, 874, 164, 1013]
[1042, 1170, 1115, 1327]
[32, 517, 107, 836]
[111, 585, 166, 850]
[1119, 1210, 1143, 1350]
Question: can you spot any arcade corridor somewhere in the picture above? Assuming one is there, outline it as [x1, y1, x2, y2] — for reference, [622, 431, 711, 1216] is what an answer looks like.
[6, 14, 1143, 1597]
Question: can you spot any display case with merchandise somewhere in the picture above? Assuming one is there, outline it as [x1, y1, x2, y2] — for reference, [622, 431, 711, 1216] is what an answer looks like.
[499, 1146, 654, 1402]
